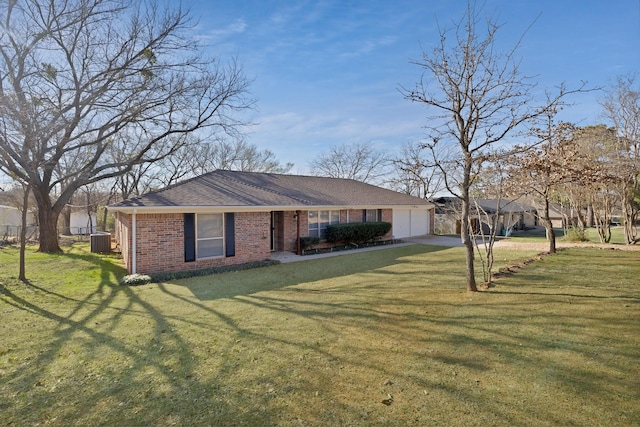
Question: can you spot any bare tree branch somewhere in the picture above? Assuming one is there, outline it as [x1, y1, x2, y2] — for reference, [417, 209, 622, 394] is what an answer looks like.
[0, 0, 253, 252]
[400, 1, 588, 291]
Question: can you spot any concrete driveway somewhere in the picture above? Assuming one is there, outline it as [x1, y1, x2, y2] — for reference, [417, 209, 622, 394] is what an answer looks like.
[405, 235, 464, 247]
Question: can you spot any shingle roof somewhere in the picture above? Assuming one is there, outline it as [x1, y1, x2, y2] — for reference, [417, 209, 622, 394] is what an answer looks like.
[433, 197, 536, 214]
[109, 170, 433, 212]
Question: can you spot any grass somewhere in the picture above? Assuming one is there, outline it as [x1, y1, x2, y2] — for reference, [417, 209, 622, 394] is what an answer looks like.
[1, 242, 639, 426]
[509, 225, 628, 244]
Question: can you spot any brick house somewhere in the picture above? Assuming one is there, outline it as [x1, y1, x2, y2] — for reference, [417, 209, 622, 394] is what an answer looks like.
[108, 170, 434, 275]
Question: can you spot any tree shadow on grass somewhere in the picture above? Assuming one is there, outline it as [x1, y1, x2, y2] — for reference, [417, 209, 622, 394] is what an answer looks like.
[177, 244, 452, 301]
[0, 248, 276, 426]
[154, 251, 639, 425]
[3, 243, 637, 425]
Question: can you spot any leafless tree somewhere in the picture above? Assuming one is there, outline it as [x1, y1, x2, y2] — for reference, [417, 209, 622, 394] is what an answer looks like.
[0, 0, 253, 253]
[401, 2, 584, 291]
[110, 137, 293, 201]
[191, 138, 294, 177]
[600, 74, 640, 244]
[470, 162, 510, 286]
[390, 141, 444, 198]
[308, 141, 389, 184]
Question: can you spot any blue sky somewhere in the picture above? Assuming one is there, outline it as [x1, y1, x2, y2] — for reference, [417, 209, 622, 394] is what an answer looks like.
[187, 0, 640, 174]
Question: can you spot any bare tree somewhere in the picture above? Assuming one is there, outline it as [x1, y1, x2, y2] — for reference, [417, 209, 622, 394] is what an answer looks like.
[600, 74, 640, 244]
[0, 0, 253, 253]
[401, 2, 583, 291]
[192, 138, 294, 176]
[470, 162, 512, 286]
[390, 141, 444, 198]
[109, 136, 293, 201]
[308, 141, 389, 184]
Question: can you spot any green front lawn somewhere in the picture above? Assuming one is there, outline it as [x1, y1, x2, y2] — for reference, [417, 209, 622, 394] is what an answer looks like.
[1, 243, 638, 426]
[509, 225, 628, 244]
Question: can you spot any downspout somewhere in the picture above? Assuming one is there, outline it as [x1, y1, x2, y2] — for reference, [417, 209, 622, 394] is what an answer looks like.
[132, 209, 137, 274]
[296, 210, 301, 255]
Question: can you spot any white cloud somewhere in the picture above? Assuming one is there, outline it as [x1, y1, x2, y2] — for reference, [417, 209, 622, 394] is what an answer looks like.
[195, 18, 247, 42]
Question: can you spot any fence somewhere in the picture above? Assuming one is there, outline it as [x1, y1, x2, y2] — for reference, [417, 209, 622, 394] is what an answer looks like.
[1, 225, 38, 241]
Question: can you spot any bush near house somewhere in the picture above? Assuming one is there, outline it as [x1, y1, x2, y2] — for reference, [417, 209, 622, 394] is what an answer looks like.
[299, 236, 320, 250]
[326, 221, 391, 244]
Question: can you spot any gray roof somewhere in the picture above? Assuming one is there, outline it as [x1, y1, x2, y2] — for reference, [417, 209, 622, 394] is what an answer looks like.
[433, 197, 536, 214]
[474, 199, 536, 214]
[109, 170, 433, 213]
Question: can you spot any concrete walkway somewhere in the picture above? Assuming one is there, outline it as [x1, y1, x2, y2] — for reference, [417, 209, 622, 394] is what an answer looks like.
[270, 235, 462, 263]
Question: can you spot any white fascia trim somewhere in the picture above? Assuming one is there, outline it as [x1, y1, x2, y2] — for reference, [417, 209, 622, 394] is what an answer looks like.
[132, 209, 137, 274]
[108, 203, 434, 215]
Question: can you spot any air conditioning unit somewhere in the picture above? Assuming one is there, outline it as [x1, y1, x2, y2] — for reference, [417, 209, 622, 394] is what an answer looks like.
[90, 233, 111, 253]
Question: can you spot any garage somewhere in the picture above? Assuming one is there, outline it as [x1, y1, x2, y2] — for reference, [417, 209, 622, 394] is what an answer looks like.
[392, 208, 431, 238]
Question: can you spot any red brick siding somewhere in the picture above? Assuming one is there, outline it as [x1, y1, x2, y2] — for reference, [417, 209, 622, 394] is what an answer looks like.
[113, 211, 271, 275]
[380, 209, 393, 239]
[284, 208, 394, 252]
[134, 213, 184, 274]
[282, 211, 299, 253]
[112, 208, 400, 273]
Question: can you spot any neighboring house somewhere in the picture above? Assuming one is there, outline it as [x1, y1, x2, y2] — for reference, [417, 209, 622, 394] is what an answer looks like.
[547, 203, 580, 229]
[108, 170, 435, 275]
[69, 210, 98, 235]
[0, 205, 21, 237]
[433, 197, 537, 235]
[0, 204, 38, 239]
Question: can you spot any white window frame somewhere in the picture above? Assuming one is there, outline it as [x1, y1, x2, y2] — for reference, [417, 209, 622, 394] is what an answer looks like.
[196, 213, 224, 259]
[308, 210, 340, 239]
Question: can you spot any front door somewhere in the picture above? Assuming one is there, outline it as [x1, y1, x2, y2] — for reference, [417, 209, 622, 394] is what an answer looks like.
[270, 211, 285, 251]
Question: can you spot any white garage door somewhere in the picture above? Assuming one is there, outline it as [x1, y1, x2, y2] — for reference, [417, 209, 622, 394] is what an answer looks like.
[392, 209, 430, 238]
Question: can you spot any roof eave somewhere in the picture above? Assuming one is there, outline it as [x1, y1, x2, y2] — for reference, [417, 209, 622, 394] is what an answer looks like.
[107, 202, 434, 215]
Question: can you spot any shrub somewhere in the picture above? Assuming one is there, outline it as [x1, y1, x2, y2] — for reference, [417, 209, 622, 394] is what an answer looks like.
[300, 236, 320, 250]
[325, 222, 392, 244]
[149, 260, 280, 282]
[120, 273, 153, 286]
[564, 226, 588, 242]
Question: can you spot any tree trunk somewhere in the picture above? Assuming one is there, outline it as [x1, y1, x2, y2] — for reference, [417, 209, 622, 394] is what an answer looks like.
[19, 184, 31, 282]
[62, 205, 72, 235]
[586, 204, 594, 228]
[542, 198, 556, 254]
[461, 156, 478, 292]
[100, 207, 108, 232]
[622, 183, 638, 244]
[33, 186, 63, 253]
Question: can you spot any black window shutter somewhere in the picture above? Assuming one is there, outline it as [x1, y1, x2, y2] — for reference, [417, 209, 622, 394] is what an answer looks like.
[377, 209, 382, 222]
[362, 209, 367, 222]
[184, 213, 195, 262]
[225, 213, 235, 257]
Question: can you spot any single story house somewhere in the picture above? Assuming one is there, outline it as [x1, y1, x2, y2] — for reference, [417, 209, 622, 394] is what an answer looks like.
[433, 197, 537, 235]
[1, 204, 21, 237]
[69, 210, 98, 235]
[108, 170, 435, 275]
[547, 203, 581, 229]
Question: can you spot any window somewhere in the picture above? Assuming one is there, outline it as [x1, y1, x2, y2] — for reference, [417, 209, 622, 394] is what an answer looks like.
[197, 213, 224, 258]
[308, 210, 340, 239]
[365, 209, 380, 222]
